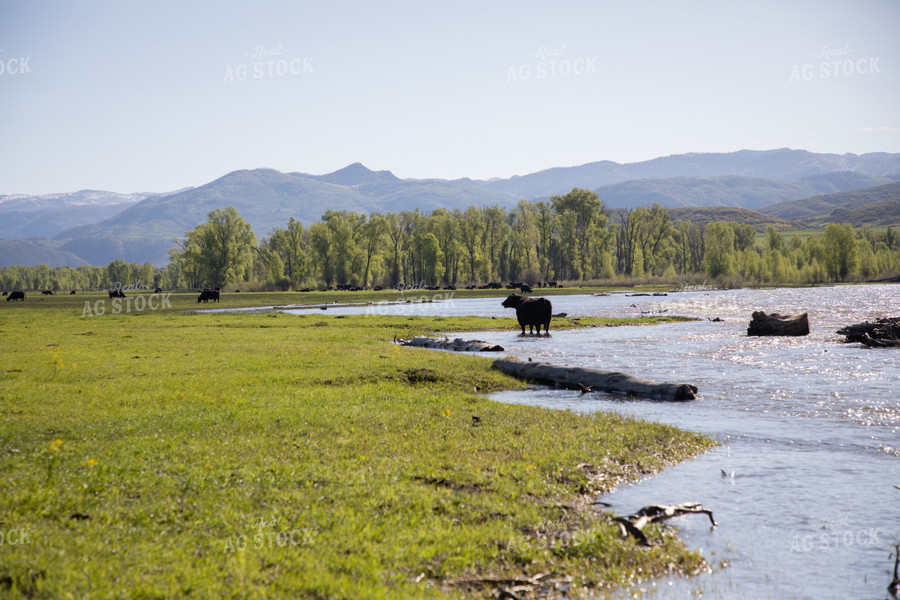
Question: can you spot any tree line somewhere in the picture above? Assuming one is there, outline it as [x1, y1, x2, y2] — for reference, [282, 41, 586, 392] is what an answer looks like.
[3, 189, 899, 292]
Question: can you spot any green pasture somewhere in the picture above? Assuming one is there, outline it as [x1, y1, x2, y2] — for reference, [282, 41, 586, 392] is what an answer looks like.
[0, 292, 713, 598]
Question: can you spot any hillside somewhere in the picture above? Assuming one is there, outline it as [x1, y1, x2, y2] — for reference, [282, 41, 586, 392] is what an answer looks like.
[477, 149, 900, 198]
[0, 240, 90, 268]
[3, 149, 899, 267]
[53, 166, 518, 265]
[0, 190, 152, 239]
[814, 200, 900, 227]
[592, 172, 892, 210]
[667, 207, 796, 230]
[759, 181, 900, 222]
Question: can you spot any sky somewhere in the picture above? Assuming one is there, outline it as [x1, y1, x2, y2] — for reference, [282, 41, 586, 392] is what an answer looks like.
[1, 0, 899, 195]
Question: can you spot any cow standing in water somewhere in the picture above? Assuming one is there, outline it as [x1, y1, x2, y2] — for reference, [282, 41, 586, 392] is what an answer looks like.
[501, 293, 552, 335]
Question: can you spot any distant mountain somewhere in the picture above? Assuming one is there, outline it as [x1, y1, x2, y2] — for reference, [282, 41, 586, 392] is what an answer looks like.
[0, 190, 153, 239]
[477, 149, 900, 198]
[4, 149, 900, 267]
[592, 172, 893, 211]
[311, 162, 400, 186]
[53, 166, 518, 265]
[759, 181, 900, 222]
[0, 239, 90, 268]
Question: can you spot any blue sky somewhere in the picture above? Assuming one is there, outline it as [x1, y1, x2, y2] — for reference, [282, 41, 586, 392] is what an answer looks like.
[1, 0, 898, 194]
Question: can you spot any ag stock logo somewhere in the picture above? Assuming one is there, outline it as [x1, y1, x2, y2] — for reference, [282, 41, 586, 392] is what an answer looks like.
[0, 49, 32, 77]
[506, 44, 597, 83]
[789, 44, 880, 82]
[223, 44, 314, 83]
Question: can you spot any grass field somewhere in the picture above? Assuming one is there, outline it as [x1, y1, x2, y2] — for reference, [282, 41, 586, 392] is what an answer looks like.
[0, 291, 714, 598]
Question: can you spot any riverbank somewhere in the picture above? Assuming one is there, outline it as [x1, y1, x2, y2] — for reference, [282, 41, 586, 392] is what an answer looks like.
[0, 297, 713, 598]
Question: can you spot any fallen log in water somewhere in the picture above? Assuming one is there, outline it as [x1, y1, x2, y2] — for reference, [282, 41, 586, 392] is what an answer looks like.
[836, 317, 900, 348]
[399, 336, 505, 352]
[747, 311, 810, 336]
[492, 358, 698, 401]
[614, 502, 716, 546]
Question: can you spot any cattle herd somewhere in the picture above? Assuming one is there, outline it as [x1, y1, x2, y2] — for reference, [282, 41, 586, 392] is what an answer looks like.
[5, 284, 559, 339]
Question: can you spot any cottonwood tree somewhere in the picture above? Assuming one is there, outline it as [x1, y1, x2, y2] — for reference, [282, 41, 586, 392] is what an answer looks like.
[174, 207, 257, 287]
[822, 222, 857, 281]
[552, 188, 606, 279]
[703, 221, 736, 278]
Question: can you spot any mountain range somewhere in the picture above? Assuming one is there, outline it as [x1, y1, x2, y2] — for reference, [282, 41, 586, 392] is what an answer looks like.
[2, 148, 899, 268]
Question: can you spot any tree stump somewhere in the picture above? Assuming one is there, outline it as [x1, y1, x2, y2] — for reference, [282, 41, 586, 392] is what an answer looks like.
[747, 311, 809, 336]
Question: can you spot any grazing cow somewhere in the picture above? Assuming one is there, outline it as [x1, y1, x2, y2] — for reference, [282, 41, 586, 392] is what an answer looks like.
[7, 291, 25, 302]
[2, 291, 6, 296]
[198, 289, 220, 303]
[547, 280, 558, 288]
[501, 293, 552, 335]
[154, 287, 162, 293]
[41, 290, 53, 295]
[70, 290, 76, 295]
[108, 289, 125, 298]
[487, 282, 502, 289]
[520, 284, 532, 293]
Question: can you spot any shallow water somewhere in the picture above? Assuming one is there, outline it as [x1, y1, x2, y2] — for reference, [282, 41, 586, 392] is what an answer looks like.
[290, 286, 900, 598]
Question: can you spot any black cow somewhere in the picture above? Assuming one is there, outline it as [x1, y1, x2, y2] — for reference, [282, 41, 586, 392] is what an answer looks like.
[154, 287, 162, 293]
[2, 291, 6, 296]
[6, 291, 25, 302]
[41, 290, 53, 295]
[109, 289, 125, 298]
[501, 293, 552, 335]
[520, 284, 532, 293]
[70, 290, 76, 295]
[198, 289, 220, 303]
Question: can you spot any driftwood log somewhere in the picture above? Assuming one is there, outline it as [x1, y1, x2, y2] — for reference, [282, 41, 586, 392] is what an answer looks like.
[492, 359, 698, 401]
[399, 336, 504, 352]
[747, 311, 810, 336]
[836, 318, 900, 348]
[614, 502, 716, 546]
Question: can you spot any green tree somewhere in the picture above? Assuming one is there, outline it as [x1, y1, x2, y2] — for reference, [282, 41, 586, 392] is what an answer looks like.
[421, 232, 445, 285]
[822, 223, 857, 281]
[268, 218, 308, 285]
[731, 223, 757, 252]
[703, 222, 736, 278]
[175, 207, 257, 287]
[551, 188, 606, 280]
